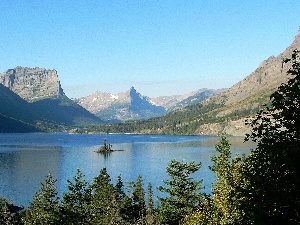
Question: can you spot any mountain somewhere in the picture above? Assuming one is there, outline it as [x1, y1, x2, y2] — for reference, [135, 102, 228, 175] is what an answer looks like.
[0, 67, 64, 102]
[0, 67, 102, 132]
[169, 28, 300, 135]
[89, 28, 300, 135]
[75, 87, 223, 122]
[151, 88, 226, 111]
[0, 83, 36, 122]
[75, 87, 166, 122]
[190, 27, 300, 135]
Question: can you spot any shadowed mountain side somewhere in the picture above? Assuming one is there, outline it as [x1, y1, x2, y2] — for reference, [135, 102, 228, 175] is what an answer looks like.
[129, 87, 165, 114]
[0, 83, 101, 132]
[0, 84, 41, 132]
[32, 95, 103, 127]
[0, 114, 40, 133]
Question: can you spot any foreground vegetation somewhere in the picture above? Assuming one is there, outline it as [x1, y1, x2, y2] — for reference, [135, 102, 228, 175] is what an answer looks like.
[1, 50, 300, 224]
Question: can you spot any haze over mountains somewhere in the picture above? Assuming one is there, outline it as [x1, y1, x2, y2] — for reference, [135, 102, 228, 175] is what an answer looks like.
[0, 28, 299, 134]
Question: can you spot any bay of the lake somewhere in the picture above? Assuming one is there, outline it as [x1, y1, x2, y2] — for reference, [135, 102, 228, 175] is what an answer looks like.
[0, 133, 254, 207]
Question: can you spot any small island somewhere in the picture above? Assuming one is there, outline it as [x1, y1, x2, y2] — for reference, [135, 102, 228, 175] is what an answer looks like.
[96, 140, 113, 153]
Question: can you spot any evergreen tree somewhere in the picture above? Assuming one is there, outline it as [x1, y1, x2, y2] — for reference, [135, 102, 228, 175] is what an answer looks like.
[131, 175, 146, 222]
[115, 174, 132, 223]
[22, 173, 60, 225]
[89, 168, 119, 225]
[209, 135, 246, 225]
[115, 174, 125, 200]
[147, 182, 154, 215]
[145, 182, 158, 225]
[242, 49, 300, 224]
[183, 135, 247, 225]
[0, 197, 21, 225]
[60, 169, 92, 224]
[158, 159, 204, 225]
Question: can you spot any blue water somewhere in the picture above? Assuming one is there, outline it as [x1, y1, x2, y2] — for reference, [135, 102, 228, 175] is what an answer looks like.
[0, 133, 253, 207]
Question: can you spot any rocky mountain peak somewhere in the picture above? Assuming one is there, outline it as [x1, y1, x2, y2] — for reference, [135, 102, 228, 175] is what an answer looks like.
[130, 86, 136, 92]
[0, 67, 64, 102]
[129, 86, 145, 101]
[289, 26, 300, 49]
[129, 86, 147, 101]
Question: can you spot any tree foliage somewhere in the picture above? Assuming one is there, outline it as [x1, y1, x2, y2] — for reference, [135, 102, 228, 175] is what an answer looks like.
[209, 135, 246, 224]
[96, 139, 113, 153]
[242, 49, 300, 224]
[89, 168, 121, 224]
[183, 135, 247, 225]
[60, 169, 92, 224]
[22, 174, 60, 225]
[158, 160, 204, 225]
[0, 196, 21, 225]
[131, 175, 146, 221]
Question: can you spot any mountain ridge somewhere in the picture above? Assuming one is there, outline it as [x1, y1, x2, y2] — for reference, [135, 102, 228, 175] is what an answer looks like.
[75, 87, 166, 122]
[75, 86, 222, 122]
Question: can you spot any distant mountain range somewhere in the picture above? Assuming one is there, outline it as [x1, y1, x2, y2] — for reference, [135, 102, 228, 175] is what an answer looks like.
[151, 88, 226, 111]
[86, 28, 300, 135]
[0, 67, 223, 132]
[74, 87, 223, 122]
[1, 28, 299, 134]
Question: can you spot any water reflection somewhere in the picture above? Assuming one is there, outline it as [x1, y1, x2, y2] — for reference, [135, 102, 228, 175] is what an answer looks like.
[0, 145, 62, 206]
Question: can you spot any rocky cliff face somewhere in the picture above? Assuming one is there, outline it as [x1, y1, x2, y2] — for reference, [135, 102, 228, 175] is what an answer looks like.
[0, 67, 64, 102]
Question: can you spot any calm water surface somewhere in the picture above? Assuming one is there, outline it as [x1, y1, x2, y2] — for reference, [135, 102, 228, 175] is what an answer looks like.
[0, 133, 254, 207]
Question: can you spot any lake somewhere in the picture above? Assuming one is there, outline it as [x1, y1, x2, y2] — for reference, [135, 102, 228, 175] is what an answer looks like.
[0, 133, 254, 207]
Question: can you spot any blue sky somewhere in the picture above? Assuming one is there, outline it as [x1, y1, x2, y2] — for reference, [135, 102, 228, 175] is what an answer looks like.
[1, 1, 300, 98]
